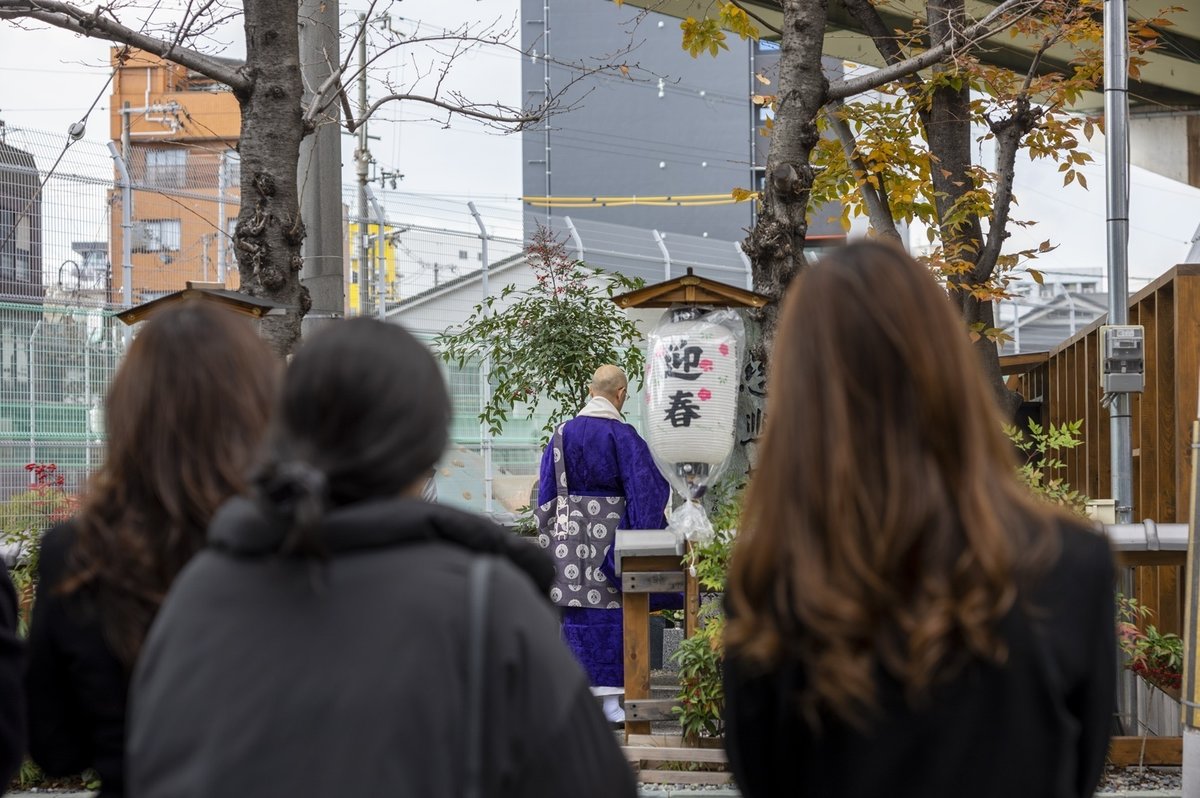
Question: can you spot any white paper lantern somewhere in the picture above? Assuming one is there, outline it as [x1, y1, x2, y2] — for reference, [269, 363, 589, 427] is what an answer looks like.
[645, 320, 739, 465]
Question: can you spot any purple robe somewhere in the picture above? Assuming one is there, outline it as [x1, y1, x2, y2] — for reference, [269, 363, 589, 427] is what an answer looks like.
[538, 416, 670, 688]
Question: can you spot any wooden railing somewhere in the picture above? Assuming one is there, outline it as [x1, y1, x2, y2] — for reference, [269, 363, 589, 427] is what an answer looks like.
[1012, 263, 1200, 635]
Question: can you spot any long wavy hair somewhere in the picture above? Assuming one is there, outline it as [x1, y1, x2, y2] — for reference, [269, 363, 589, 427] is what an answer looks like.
[726, 241, 1064, 727]
[61, 302, 279, 668]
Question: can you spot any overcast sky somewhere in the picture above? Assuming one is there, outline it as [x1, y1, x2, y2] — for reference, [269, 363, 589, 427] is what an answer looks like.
[0, 0, 526, 232]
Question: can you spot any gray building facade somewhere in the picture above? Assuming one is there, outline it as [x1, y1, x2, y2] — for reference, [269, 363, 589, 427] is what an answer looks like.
[521, 0, 841, 243]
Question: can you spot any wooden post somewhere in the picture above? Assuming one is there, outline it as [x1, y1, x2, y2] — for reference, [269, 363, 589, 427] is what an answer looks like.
[684, 542, 700, 638]
[623, 591, 651, 738]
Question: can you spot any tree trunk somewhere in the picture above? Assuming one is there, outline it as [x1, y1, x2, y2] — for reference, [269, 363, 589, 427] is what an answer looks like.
[233, 0, 309, 356]
[742, 0, 829, 358]
[922, 0, 1018, 415]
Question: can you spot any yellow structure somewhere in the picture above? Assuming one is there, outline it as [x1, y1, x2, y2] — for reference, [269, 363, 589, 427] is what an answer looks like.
[108, 48, 241, 301]
[346, 221, 400, 315]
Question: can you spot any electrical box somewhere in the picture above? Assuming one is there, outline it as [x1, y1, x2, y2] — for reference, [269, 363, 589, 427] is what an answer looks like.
[1099, 325, 1145, 393]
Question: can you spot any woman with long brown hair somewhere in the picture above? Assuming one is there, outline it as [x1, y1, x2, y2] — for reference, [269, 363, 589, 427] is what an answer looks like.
[24, 302, 278, 797]
[724, 241, 1115, 798]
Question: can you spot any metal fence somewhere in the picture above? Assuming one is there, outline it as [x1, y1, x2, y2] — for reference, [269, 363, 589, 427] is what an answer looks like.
[0, 124, 753, 517]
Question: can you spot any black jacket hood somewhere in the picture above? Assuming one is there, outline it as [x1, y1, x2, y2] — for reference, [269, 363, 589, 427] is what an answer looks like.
[208, 496, 554, 596]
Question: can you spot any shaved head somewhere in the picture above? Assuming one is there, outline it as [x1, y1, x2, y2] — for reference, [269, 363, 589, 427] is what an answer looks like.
[589, 365, 628, 404]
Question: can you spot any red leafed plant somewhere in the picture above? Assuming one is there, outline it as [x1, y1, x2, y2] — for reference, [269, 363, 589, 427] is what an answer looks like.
[1117, 595, 1182, 697]
[4, 463, 79, 632]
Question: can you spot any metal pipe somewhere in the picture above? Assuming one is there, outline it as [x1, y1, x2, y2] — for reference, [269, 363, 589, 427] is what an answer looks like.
[748, 38, 758, 231]
[121, 102, 131, 164]
[83, 342, 91, 472]
[1105, 0, 1137, 738]
[653, 230, 671, 281]
[26, 319, 43, 484]
[563, 215, 584, 260]
[107, 141, 133, 347]
[357, 13, 371, 317]
[736, 242, 753, 290]
[1105, 0, 1133, 522]
[217, 150, 227, 283]
[1011, 298, 1021, 353]
[468, 201, 494, 516]
[1057, 282, 1078, 336]
[543, 0, 552, 226]
[365, 186, 387, 319]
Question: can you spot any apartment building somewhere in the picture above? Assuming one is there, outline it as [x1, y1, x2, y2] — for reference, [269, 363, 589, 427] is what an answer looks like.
[108, 48, 241, 302]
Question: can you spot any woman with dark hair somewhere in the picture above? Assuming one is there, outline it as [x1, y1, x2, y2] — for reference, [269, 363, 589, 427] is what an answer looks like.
[0, 560, 24, 789]
[128, 319, 635, 798]
[723, 242, 1116, 798]
[25, 302, 279, 797]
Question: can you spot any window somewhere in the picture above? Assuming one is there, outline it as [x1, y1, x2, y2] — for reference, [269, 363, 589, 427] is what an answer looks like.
[755, 39, 780, 53]
[0, 208, 34, 283]
[133, 219, 182, 253]
[458, 249, 469, 260]
[144, 148, 187, 188]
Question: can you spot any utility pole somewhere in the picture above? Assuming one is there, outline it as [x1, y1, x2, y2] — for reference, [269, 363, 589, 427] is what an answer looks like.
[1104, 0, 1139, 744]
[298, 0, 343, 336]
[356, 13, 372, 318]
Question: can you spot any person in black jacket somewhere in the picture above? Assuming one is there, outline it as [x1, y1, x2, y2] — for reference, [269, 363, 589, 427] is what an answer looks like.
[24, 303, 279, 797]
[723, 241, 1116, 798]
[128, 319, 635, 798]
[0, 559, 24, 789]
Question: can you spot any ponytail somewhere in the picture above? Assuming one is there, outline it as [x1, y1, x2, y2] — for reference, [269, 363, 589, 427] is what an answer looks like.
[257, 460, 329, 557]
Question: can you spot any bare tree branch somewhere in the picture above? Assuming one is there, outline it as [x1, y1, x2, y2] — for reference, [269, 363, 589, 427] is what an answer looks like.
[840, 0, 923, 83]
[0, 0, 249, 90]
[973, 103, 1031, 284]
[360, 92, 546, 130]
[307, 18, 639, 137]
[827, 0, 1044, 101]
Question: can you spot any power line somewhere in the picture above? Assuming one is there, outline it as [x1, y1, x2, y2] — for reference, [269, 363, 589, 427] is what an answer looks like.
[0, 67, 117, 254]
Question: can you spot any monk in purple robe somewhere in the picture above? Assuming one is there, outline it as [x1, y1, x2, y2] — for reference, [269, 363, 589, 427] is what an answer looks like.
[538, 365, 670, 725]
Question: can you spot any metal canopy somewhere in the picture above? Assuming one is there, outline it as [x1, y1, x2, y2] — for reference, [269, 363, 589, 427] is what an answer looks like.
[116, 281, 293, 325]
[612, 267, 771, 308]
[623, 0, 1200, 111]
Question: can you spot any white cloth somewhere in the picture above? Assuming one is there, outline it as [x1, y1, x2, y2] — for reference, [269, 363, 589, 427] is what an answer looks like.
[590, 685, 624, 698]
[576, 395, 624, 422]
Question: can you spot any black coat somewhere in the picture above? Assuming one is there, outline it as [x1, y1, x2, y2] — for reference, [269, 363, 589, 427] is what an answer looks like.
[25, 522, 129, 797]
[0, 559, 25, 789]
[128, 496, 636, 798]
[723, 522, 1116, 798]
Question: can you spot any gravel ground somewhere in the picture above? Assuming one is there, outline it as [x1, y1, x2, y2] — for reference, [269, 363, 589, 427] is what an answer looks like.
[1096, 766, 1181, 794]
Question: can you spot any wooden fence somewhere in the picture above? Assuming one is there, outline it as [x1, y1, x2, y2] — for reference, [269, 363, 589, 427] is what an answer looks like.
[1011, 263, 1200, 635]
